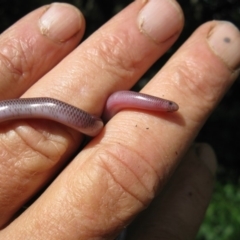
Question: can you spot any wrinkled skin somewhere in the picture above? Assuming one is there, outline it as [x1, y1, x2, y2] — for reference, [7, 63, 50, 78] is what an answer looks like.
[0, 1, 239, 239]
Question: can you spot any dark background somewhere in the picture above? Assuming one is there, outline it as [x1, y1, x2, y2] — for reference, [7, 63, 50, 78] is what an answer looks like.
[0, 0, 240, 182]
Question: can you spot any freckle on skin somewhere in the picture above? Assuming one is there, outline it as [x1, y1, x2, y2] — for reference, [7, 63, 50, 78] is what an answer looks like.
[224, 37, 231, 43]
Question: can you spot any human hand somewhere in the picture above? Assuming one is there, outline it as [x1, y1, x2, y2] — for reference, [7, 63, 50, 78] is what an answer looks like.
[0, 1, 239, 239]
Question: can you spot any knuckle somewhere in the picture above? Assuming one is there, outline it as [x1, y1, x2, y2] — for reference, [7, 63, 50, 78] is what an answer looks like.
[172, 59, 220, 109]
[85, 32, 138, 81]
[66, 143, 157, 232]
[0, 123, 75, 225]
[0, 38, 34, 92]
[92, 143, 157, 206]
[0, 122, 72, 174]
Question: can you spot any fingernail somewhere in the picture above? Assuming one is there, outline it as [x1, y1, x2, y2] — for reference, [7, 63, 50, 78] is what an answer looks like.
[208, 21, 240, 70]
[39, 3, 82, 42]
[195, 143, 217, 176]
[138, 0, 183, 43]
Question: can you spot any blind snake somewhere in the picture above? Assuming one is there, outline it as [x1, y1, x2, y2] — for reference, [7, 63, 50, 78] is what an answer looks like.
[0, 91, 178, 136]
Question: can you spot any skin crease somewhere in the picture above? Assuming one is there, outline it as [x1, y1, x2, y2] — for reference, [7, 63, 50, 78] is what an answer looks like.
[0, 1, 239, 240]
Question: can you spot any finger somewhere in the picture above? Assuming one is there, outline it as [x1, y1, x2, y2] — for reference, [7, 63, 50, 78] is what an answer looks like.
[23, 0, 183, 113]
[92, 21, 238, 236]
[12, 0, 183, 182]
[10, 21, 239, 239]
[0, 3, 85, 226]
[0, 3, 84, 99]
[127, 143, 217, 239]
[0, 0, 184, 235]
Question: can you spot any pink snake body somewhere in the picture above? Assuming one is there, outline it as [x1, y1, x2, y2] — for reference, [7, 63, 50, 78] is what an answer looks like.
[0, 91, 178, 136]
